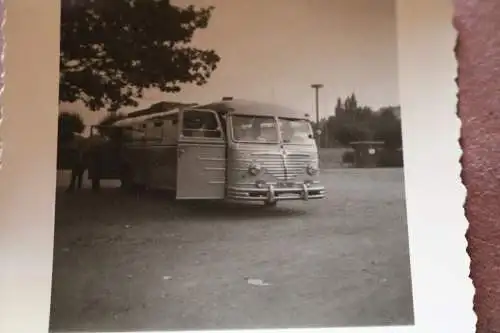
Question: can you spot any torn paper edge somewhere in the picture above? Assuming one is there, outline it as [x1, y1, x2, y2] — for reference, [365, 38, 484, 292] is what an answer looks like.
[452, 5, 478, 332]
[395, 0, 476, 332]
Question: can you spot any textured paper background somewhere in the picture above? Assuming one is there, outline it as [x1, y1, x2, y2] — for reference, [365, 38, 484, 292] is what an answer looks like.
[0, 0, 474, 332]
[455, 1, 500, 332]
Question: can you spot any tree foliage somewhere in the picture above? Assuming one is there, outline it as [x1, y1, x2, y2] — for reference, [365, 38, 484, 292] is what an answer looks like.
[372, 107, 403, 149]
[60, 0, 221, 111]
[316, 93, 402, 149]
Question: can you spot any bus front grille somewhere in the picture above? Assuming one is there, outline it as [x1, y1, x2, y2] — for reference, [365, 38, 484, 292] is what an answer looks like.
[235, 150, 316, 182]
[283, 153, 314, 181]
[252, 153, 287, 181]
[250, 153, 312, 181]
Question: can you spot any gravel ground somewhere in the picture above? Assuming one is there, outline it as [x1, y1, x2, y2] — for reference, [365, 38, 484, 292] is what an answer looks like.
[49, 168, 413, 332]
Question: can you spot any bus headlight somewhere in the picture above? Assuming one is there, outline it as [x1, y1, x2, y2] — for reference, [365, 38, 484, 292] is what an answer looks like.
[248, 163, 262, 175]
[306, 164, 318, 176]
[255, 180, 267, 188]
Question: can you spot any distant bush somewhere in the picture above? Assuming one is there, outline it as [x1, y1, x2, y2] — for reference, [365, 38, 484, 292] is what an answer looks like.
[341, 150, 355, 166]
[377, 148, 404, 167]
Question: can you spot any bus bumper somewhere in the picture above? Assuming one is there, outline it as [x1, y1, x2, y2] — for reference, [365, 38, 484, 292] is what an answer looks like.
[227, 184, 326, 204]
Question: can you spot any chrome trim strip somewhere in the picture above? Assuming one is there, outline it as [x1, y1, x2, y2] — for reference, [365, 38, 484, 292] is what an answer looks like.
[250, 152, 282, 156]
[208, 180, 225, 184]
[178, 142, 225, 147]
[228, 185, 325, 193]
[199, 157, 225, 161]
[302, 183, 309, 201]
[226, 194, 325, 202]
[267, 184, 276, 203]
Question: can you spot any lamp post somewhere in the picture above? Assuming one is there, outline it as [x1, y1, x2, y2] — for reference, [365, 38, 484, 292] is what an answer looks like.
[310, 83, 324, 146]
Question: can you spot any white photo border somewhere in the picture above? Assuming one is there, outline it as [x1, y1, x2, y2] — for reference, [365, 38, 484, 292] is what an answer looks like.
[0, 0, 475, 332]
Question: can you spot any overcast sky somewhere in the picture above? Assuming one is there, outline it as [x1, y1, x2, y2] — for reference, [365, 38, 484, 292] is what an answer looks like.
[60, 0, 399, 126]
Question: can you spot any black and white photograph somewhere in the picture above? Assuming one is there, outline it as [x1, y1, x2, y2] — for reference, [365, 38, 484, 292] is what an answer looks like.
[51, 0, 413, 331]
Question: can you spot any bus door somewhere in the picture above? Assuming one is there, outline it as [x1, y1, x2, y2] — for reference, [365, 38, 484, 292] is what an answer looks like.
[176, 109, 226, 199]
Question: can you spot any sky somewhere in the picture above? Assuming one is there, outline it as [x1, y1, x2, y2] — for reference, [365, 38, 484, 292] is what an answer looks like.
[60, 0, 399, 127]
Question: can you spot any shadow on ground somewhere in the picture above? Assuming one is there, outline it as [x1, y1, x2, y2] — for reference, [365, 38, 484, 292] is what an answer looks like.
[50, 169, 414, 332]
[56, 189, 308, 225]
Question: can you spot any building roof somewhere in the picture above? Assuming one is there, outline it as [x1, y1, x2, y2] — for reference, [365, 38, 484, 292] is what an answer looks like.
[111, 108, 181, 127]
[104, 101, 196, 127]
[127, 101, 196, 118]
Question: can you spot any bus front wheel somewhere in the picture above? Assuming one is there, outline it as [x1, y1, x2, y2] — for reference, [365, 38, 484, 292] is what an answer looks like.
[120, 165, 144, 193]
[120, 165, 135, 191]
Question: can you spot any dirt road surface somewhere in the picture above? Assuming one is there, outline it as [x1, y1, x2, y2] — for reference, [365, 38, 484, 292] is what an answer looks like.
[49, 168, 413, 331]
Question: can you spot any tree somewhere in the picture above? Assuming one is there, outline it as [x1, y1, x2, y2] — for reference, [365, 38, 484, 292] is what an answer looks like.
[321, 94, 403, 149]
[58, 112, 85, 143]
[334, 123, 372, 146]
[344, 93, 358, 111]
[328, 93, 375, 146]
[372, 107, 403, 149]
[60, 0, 221, 111]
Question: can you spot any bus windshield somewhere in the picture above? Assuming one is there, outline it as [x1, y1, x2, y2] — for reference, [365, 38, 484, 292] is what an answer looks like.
[232, 115, 279, 143]
[278, 118, 314, 144]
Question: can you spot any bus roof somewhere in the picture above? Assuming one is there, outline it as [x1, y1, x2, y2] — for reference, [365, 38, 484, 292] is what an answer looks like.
[110, 99, 310, 128]
[198, 99, 310, 119]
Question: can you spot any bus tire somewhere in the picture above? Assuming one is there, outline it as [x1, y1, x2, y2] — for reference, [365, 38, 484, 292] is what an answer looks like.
[91, 178, 101, 191]
[120, 164, 142, 193]
[120, 168, 135, 192]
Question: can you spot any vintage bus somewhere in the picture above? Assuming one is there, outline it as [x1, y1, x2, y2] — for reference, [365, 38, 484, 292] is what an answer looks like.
[90, 99, 326, 206]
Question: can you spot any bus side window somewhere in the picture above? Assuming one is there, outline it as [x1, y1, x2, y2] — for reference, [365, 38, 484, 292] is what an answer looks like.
[124, 124, 146, 142]
[161, 115, 178, 145]
[145, 119, 163, 141]
[182, 110, 222, 138]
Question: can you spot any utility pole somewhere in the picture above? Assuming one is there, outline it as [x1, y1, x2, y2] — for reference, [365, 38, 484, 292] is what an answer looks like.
[310, 83, 324, 147]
